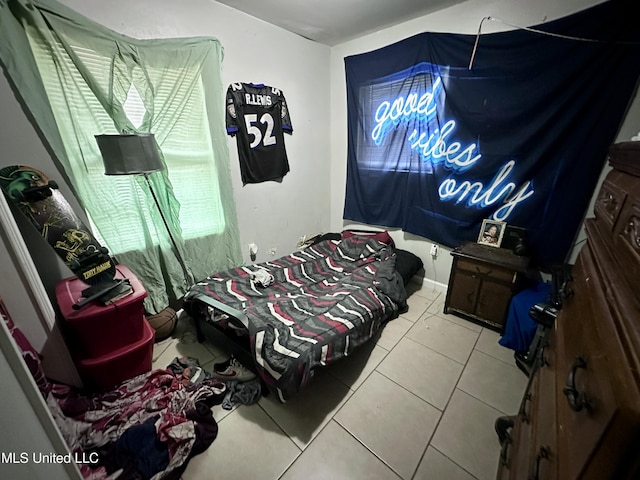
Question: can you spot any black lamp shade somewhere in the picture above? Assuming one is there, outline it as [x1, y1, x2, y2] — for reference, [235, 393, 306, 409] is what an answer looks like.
[95, 134, 164, 175]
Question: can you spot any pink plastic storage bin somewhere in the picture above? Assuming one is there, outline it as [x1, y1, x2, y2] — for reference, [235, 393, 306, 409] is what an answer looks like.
[76, 317, 155, 391]
[56, 264, 147, 358]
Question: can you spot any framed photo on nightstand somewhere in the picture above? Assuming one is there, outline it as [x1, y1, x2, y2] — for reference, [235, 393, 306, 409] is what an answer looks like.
[477, 219, 506, 247]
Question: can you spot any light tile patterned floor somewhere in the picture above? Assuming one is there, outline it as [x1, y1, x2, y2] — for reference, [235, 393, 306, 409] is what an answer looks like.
[152, 283, 528, 480]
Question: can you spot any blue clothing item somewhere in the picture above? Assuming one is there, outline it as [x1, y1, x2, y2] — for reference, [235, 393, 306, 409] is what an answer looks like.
[115, 416, 169, 478]
[499, 281, 551, 352]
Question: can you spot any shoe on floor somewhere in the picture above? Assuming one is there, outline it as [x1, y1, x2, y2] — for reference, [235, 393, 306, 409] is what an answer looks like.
[211, 357, 256, 382]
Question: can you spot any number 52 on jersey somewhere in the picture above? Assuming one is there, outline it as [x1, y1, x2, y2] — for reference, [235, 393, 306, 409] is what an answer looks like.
[226, 82, 293, 185]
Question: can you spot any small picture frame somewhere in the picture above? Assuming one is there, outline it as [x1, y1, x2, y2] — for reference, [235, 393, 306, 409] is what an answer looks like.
[477, 219, 506, 247]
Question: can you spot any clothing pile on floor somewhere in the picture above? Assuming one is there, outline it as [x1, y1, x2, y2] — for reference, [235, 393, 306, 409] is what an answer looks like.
[169, 356, 262, 411]
[48, 355, 264, 480]
[39, 355, 264, 480]
[3, 303, 262, 480]
[48, 361, 227, 480]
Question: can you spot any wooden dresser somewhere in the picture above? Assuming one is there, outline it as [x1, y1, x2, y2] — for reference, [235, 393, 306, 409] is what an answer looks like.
[497, 142, 640, 479]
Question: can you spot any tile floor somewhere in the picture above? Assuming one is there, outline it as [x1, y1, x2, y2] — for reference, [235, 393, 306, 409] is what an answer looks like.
[152, 283, 528, 480]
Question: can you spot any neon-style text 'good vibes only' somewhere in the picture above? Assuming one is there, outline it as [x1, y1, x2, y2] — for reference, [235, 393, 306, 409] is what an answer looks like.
[370, 76, 534, 221]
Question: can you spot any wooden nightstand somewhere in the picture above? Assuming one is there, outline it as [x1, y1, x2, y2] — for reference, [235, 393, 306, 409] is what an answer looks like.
[444, 242, 530, 332]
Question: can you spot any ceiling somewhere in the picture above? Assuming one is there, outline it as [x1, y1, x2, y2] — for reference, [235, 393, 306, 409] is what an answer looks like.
[215, 0, 466, 46]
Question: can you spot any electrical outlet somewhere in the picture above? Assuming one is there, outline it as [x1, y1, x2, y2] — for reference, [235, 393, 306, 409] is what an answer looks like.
[430, 244, 438, 257]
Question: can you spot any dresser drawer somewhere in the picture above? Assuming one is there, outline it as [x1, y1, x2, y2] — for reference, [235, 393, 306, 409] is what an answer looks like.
[498, 330, 559, 480]
[455, 258, 516, 283]
[556, 255, 618, 479]
[618, 201, 640, 268]
[499, 374, 538, 480]
[594, 180, 627, 230]
[530, 327, 558, 480]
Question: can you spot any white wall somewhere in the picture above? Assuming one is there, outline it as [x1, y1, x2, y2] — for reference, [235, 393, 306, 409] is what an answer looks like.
[329, 0, 640, 284]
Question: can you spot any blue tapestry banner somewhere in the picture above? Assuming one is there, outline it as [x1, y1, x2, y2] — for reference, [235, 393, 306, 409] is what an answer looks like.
[344, 1, 640, 264]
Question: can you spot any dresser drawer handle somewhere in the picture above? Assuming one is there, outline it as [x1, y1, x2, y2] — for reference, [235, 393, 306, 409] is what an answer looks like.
[624, 215, 640, 249]
[563, 356, 590, 412]
[495, 416, 514, 466]
[601, 192, 617, 212]
[519, 392, 532, 423]
[537, 340, 550, 367]
[529, 446, 550, 480]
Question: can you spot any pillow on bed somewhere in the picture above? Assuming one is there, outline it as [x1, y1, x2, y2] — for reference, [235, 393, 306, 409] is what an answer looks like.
[341, 229, 395, 247]
[311, 231, 420, 284]
[395, 249, 424, 286]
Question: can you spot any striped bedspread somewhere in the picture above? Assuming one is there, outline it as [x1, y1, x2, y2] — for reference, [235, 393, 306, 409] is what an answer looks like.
[183, 236, 407, 401]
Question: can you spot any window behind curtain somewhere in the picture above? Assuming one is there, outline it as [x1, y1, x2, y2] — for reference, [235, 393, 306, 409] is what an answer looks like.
[0, 2, 242, 313]
[28, 33, 225, 255]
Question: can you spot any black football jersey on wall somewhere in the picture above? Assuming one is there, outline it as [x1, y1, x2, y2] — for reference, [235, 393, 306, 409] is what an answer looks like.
[225, 83, 293, 185]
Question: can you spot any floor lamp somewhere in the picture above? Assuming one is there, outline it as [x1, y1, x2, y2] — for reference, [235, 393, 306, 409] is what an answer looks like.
[95, 133, 194, 289]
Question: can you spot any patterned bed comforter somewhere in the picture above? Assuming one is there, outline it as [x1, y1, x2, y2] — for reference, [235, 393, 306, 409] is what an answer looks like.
[183, 236, 408, 401]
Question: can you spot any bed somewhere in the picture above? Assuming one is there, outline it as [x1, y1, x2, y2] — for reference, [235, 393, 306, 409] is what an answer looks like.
[183, 232, 422, 402]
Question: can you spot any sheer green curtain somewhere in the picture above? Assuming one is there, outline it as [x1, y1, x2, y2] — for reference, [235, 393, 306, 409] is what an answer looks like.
[0, 0, 242, 313]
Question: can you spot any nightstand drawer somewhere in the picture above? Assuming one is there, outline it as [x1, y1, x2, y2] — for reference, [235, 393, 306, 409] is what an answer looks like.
[455, 258, 516, 283]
